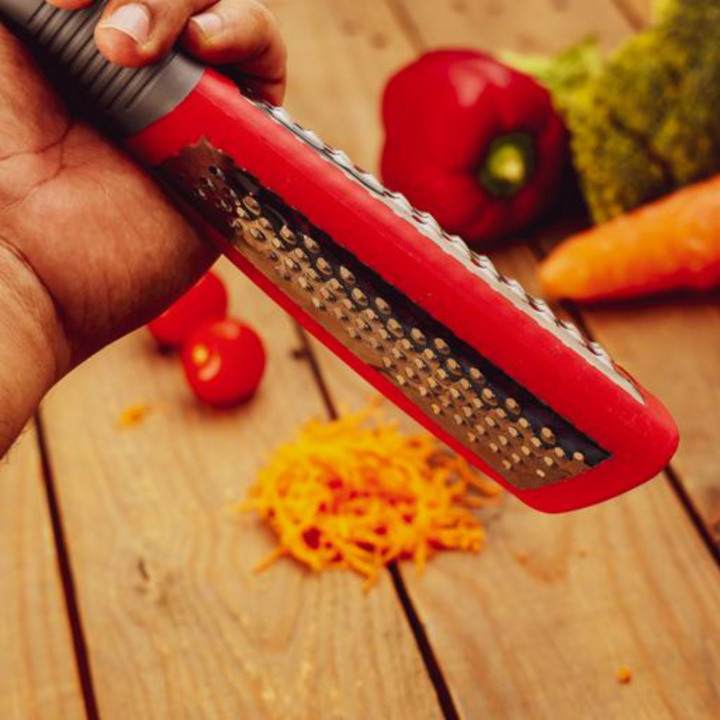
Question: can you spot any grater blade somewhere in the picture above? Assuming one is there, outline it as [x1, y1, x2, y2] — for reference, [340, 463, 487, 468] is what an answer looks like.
[162, 139, 607, 490]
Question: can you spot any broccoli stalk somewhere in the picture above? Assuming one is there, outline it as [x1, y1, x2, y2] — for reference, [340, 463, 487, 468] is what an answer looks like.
[500, 37, 603, 117]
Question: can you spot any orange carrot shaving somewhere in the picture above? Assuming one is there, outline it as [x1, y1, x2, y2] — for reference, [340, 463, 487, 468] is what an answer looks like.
[240, 403, 501, 587]
[118, 403, 154, 429]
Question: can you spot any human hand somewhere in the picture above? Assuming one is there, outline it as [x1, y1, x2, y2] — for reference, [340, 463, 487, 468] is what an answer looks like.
[0, 0, 286, 452]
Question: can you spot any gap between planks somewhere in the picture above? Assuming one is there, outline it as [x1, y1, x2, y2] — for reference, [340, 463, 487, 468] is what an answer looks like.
[295, 322, 463, 720]
[384, 0, 427, 52]
[35, 413, 101, 720]
[523, 0, 720, 564]
[526, 239, 720, 567]
[389, 0, 720, 563]
[0, 426, 86, 720]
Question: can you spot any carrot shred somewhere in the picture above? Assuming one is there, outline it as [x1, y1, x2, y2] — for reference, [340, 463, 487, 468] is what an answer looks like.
[240, 402, 501, 587]
[118, 403, 154, 429]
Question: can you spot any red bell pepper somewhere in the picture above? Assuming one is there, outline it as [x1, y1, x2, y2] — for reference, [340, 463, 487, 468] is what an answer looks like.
[381, 49, 567, 245]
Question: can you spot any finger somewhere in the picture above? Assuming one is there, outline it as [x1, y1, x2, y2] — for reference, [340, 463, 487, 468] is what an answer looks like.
[94, 0, 216, 67]
[183, 0, 287, 104]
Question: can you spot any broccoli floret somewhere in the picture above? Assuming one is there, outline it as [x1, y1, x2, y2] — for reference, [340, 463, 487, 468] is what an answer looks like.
[654, 0, 720, 24]
[652, 5, 720, 185]
[653, 0, 676, 22]
[568, 101, 668, 223]
[565, 0, 720, 221]
[505, 1, 720, 222]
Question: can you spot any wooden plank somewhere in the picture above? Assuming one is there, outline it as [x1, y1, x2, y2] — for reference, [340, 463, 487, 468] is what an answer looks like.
[0, 428, 85, 720]
[405, 478, 720, 719]
[317, 237, 720, 719]
[391, 0, 636, 53]
[402, 0, 720, 542]
[576, 292, 720, 544]
[603, 0, 720, 548]
[40, 265, 442, 720]
[612, 0, 655, 27]
[418, 245, 720, 718]
[267, 0, 415, 170]
[307, 0, 720, 716]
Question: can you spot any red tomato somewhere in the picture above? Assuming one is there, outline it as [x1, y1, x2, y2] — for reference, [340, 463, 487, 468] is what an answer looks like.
[148, 271, 228, 349]
[182, 319, 266, 408]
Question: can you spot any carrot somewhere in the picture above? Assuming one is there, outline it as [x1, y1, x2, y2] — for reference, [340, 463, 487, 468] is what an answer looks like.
[539, 176, 720, 301]
[239, 401, 501, 588]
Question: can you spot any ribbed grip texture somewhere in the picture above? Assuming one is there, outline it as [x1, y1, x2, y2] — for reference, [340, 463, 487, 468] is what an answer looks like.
[1, 0, 203, 134]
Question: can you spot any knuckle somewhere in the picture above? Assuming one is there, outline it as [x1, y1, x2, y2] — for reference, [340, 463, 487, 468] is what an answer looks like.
[244, 1, 286, 65]
[245, 1, 274, 35]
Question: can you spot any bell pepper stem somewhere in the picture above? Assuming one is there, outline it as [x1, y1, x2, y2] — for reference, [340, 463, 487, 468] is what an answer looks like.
[479, 133, 536, 197]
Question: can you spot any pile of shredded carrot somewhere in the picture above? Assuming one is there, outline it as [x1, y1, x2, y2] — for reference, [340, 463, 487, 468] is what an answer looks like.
[240, 402, 501, 587]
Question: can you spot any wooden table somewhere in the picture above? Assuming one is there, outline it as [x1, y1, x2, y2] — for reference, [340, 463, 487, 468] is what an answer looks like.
[2, 1, 719, 718]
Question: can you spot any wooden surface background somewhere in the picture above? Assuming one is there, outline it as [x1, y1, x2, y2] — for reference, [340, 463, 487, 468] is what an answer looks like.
[1, 1, 718, 718]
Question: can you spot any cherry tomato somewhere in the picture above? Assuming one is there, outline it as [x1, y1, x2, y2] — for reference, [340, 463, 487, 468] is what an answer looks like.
[182, 319, 266, 408]
[148, 271, 228, 349]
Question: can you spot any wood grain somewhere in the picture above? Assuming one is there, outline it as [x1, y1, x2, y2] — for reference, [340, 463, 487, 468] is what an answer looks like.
[267, 0, 415, 170]
[611, 0, 655, 28]
[40, 266, 442, 720]
[0, 428, 85, 720]
[389, 0, 635, 53]
[395, 0, 720, 534]
[317, 212, 720, 720]
[594, 0, 720, 549]
[406, 0, 720, 544]
[307, 0, 720, 716]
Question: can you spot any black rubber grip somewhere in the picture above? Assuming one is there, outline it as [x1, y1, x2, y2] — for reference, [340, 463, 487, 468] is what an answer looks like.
[0, 0, 203, 134]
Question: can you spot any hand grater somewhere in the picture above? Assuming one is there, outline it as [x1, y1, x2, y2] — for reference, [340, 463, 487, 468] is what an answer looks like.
[0, 0, 679, 512]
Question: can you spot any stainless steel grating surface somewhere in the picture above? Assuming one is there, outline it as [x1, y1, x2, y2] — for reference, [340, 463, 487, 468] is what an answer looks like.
[162, 140, 610, 490]
[254, 100, 643, 405]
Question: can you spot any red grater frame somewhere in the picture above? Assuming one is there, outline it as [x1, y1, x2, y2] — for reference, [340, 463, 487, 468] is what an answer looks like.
[127, 70, 679, 513]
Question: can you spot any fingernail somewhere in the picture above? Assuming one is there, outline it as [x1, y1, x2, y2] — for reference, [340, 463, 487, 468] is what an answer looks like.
[99, 3, 151, 44]
[191, 12, 224, 39]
